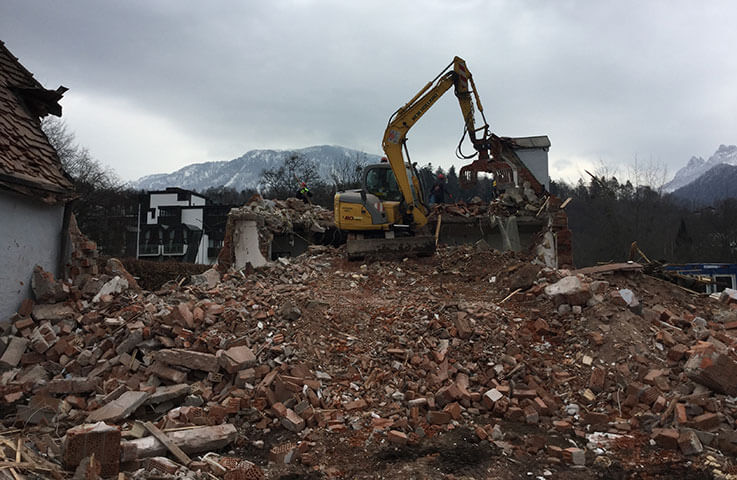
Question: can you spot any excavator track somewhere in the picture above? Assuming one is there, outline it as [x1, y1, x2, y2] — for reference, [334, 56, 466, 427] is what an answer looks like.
[346, 233, 436, 261]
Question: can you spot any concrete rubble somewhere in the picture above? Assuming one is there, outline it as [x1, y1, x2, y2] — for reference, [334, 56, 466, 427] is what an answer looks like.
[430, 182, 573, 268]
[1, 212, 737, 478]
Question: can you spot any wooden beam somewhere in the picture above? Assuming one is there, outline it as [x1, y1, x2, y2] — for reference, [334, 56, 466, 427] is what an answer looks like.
[434, 214, 442, 247]
[143, 422, 191, 466]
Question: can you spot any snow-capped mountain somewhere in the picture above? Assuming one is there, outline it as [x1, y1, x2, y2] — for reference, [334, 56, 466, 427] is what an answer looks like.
[133, 145, 381, 192]
[664, 144, 737, 193]
[671, 163, 737, 206]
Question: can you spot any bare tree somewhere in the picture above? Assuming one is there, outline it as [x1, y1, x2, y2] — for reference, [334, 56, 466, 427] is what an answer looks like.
[260, 153, 322, 199]
[41, 117, 120, 190]
[330, 152, 366, 191]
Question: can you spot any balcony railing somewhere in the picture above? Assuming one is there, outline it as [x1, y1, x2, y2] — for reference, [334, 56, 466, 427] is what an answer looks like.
[163, 243, 185, 255]
[139, 244, 161, 256]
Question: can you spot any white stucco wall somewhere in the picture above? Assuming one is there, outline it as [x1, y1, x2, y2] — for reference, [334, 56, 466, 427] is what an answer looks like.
[0, 191, 65, 323]
[196, 233, 209, 264]
[181, 208, 203, 228]
[147, 192, 206, 224]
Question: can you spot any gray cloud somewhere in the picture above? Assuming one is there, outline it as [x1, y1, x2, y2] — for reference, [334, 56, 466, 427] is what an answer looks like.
[2, 0, 736, 182]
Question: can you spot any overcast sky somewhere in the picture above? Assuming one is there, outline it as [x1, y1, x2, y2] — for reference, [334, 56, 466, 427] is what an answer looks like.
[2, 0, 736, 184]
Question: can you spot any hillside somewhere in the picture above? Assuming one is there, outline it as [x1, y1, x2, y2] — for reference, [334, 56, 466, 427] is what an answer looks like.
[133, 145, 380, 192]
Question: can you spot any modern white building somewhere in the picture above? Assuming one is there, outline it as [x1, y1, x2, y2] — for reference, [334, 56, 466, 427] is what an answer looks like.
[137, 188, 228, 264]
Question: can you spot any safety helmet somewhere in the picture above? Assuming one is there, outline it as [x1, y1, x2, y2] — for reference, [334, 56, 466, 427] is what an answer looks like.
[438, 173, 444, 179]
[301, 182, 306, 187]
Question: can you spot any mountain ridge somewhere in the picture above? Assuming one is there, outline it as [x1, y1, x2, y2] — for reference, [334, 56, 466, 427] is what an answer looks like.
[664, 144, 737, 193]
[671, 163, 737, 206]
[132, 145, 381, 192]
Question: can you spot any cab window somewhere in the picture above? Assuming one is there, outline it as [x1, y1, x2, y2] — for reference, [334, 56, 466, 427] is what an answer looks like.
[366, 168, 401, 201]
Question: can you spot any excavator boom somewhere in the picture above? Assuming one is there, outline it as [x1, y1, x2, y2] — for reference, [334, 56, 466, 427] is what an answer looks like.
[335, 55, 544, 259]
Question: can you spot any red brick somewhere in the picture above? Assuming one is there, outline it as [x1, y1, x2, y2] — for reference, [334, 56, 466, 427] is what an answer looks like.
[443, 402, 462, 420]
[17, 299, 34, 317]
[505, 406, 525, 422]
[563, 447, 585, 465]
[281, 409, 305, 432]
[685, 351, 737, 396]
[271, 402, 287, 418]
[582, 411, 609, 426]
[146, 457, 179, 474]
[224, 459, 265, 479]
[14, 317, 35, 330]
[63, 423, 121, 477]
[426, 410, 451, 425]
[387, 430, 408, 445]
[675, 403, 688, 425]
[553, 420, 572, 432]
[218, 345, 257, 374]
[269, 442, 298, 464]
[668, 344, 689, 362]
[691, 412, 721, 430]
[524, 405, 539, 424]
[652, 396, 667, 413]
[589, 367, 606, 393]
[344, 398, 367, 411]
[651, 428, 679, 450]
[678, 430, 703, 455]
[512, 389, 537, 399]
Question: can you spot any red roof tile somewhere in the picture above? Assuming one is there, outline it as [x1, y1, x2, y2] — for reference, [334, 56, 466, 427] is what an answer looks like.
[0, 41, 73, 203]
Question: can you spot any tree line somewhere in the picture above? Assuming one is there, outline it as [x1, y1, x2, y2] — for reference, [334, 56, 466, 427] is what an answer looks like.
[551, 175, 737, 267]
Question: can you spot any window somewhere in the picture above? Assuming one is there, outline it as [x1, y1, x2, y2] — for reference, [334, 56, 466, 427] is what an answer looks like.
[714, 275, 736, 292]
[365, 168, 401, 201]
[159, 207, 176, 217]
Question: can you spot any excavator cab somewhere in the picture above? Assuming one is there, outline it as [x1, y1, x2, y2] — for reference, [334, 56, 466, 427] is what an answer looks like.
[365, 165, 402, 202]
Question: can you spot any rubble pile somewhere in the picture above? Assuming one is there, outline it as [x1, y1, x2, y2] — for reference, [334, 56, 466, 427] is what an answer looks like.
[431, 183, 573, 268]
[229, 196, 334, 235]
[2, 244, 737, 478]
[430, 181, 546, 219]
[217, 195, 336, 271]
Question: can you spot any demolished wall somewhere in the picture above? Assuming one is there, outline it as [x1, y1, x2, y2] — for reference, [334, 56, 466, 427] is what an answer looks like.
[431, 182, 573, 268]
[217, 196, 335, 271]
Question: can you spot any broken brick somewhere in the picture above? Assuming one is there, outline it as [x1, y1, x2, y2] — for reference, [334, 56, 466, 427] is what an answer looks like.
[678, 430, 704, 455]
[63, 422, 121, 477]
[387, 430, 408, 445]
[685, 351, 737, 396]
[651, 428, 680, 450]
[427, 410, 451, 425]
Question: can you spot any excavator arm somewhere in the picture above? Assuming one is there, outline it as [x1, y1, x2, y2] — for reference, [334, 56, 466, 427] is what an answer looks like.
[382, 56, 490, 229]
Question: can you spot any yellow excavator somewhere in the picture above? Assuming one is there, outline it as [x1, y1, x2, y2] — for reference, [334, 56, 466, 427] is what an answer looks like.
[334, 56, 542, 259]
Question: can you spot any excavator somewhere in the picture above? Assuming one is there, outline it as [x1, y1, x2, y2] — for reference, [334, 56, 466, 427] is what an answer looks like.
[334, 56, 545, 259]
